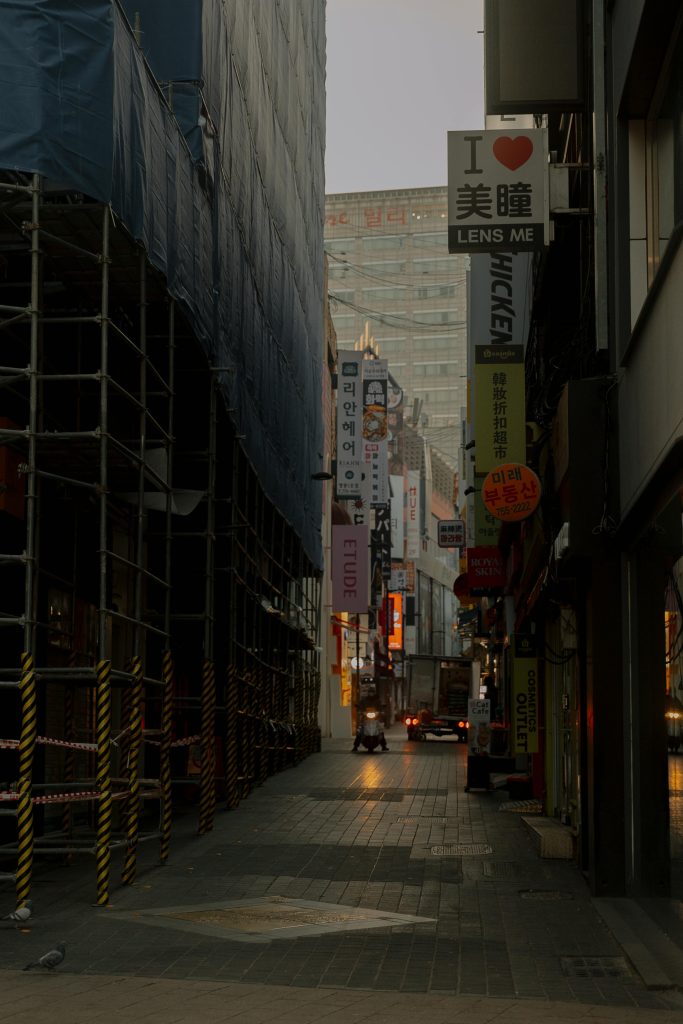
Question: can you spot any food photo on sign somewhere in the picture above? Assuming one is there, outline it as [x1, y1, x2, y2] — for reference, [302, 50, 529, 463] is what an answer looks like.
[481, 462, 541, 522]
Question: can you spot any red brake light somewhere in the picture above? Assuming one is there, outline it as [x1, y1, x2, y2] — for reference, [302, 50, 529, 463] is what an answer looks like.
[458, 721, 465, 729]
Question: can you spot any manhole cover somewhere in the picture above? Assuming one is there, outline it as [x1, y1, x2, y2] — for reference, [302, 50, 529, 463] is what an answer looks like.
[431, 843, 492, 856]
[483, 861, 519, 879]
[560, 956, 631, 978]
[519, 889, 574, 901]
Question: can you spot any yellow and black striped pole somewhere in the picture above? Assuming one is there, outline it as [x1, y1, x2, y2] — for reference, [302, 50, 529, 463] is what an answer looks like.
[198, 658, 216, 835]
[15, 652, 37, 909]
[61, 682, 75, 844]
[159, 650, 174, 863]
[257, 664, 268, 785]
[95, 659, 112, 906]
[121, 656, 143, 884]
[225, 662, 239, 809]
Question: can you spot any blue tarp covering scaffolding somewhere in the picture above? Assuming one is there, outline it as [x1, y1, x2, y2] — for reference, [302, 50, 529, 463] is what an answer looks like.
[0, 0, 325, 567]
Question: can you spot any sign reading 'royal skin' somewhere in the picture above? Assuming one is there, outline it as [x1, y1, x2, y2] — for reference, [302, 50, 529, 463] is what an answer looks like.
[482, 463, 541, 522]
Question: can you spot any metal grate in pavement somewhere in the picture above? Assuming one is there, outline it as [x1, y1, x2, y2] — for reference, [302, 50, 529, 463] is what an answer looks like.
[308, 788, 447, 802]
[482, 861, 519, 879]
[519, 889, 574, 901]
[499, 799, 543, 814]
[560, 955, 631, 978]
[396, 816, 451, 824]
[431, 843, 492, 856]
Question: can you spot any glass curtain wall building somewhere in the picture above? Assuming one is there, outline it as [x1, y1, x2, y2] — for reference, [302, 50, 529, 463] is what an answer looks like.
[324, 187, 468, 467]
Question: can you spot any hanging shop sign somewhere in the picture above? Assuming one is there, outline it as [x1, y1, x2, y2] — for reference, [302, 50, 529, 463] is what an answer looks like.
[390, 474, 405, 558]
[482, 462, 541, 522]
[388, 591, 403, 650]
[466, 546, 506, 592]
[474, 344, 526, 474]
[331, 524, 369, 614]
[511, 633, 539, 754]
[447, 128, 548, 253]
[469, 251, 533, 352]
[405, 469, 421, 559]
[362, 359, 389, 505]
[472, 475, 501, 545]
[438, 519, 465, 548]
[374, 501, 392, 582]
[336, 352, 364, 497]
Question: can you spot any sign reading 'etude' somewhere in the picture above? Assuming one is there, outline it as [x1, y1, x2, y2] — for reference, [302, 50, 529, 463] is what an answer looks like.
[447, 129, 548, 253]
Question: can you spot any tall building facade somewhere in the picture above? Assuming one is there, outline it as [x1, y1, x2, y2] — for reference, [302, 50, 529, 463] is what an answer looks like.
[325, 187, 468, 467]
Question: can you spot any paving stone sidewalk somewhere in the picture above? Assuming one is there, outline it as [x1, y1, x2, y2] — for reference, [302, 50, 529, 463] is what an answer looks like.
[0, 726, 682, 1024]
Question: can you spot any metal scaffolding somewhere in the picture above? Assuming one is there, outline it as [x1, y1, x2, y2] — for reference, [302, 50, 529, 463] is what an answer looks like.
[0, 173, 322, 908]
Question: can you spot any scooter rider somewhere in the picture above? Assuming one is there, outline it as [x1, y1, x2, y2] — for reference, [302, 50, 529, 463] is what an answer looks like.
[352, 702, 389, 751]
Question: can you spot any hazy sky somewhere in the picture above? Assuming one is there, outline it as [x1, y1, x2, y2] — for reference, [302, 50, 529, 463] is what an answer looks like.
[325, 0, 485, 195]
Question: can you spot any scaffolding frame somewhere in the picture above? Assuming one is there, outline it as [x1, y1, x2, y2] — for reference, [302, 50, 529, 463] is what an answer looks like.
[0, 172, 322, 906]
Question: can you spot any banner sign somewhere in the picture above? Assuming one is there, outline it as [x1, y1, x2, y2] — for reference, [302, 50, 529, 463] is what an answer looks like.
[467, 698, 491, 755]
[331, 524, 369, 613]
[362, 359, 389, 505]
[474, 344, 526, 474]
[349, 467, 372, 526]
[467, 546, 506, 591]
[482, 462, 541, 521]
[447, 129, 548, 252]
[374, 502, 392, 581]
[336, 352, 363, 496]
[390, 474, 404, 558]
[469, 252, 533, 351]
[473, 475, 501, 545]
[388, 592, 403, 650]
[390, 568, 408, 591]
[406, 469, 421, 559]
[511, 633, 539, 754]
[438, 519, 465, 548]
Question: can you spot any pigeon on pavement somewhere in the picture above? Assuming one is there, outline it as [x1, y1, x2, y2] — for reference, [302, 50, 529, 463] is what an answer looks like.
[23, 943, 65, 971]
[2, 900, 32, 924]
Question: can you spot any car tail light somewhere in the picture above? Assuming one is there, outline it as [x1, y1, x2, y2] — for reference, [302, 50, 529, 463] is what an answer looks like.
[458, 721, 465, 729]
[405, 717, 411, 726]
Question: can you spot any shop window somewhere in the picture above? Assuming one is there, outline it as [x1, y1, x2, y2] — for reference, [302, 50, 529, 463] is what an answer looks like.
[629, 30, 683, 324]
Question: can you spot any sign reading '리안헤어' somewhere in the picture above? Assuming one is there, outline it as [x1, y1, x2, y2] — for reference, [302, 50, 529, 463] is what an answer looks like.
[447, 129, 548, 253]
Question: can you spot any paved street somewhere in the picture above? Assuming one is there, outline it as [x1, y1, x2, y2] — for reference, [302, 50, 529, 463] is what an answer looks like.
[1, 727, 682, 1023]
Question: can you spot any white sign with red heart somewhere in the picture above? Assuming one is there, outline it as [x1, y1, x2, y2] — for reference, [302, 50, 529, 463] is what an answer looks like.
[447, 129, 548, 253]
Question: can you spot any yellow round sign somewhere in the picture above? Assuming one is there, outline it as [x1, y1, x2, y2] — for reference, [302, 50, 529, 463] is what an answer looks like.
[482, 463, 541, 522]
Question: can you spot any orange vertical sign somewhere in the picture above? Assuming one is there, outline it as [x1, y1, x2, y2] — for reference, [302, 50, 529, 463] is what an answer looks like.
[388, 592, 403, 650]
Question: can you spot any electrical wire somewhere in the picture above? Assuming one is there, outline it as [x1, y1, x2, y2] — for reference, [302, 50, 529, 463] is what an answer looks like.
[329, 293, 466, 332]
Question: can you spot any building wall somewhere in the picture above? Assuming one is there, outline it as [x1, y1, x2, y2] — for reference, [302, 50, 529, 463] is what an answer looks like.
[325, 187, 468, 465]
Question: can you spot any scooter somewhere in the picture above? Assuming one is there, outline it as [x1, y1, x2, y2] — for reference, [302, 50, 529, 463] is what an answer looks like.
[353, 708, 388, 753]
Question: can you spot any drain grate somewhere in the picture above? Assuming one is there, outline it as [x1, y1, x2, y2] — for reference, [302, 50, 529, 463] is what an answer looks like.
[499, 799, 543, 814]
[396, 816, 450, 824]
[483, 861, 519, 879]
[560, 955, 631, 979]
[309, 787, 447, 802]
[519, 889, 574, 901]
[431, 843, 492, 856]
